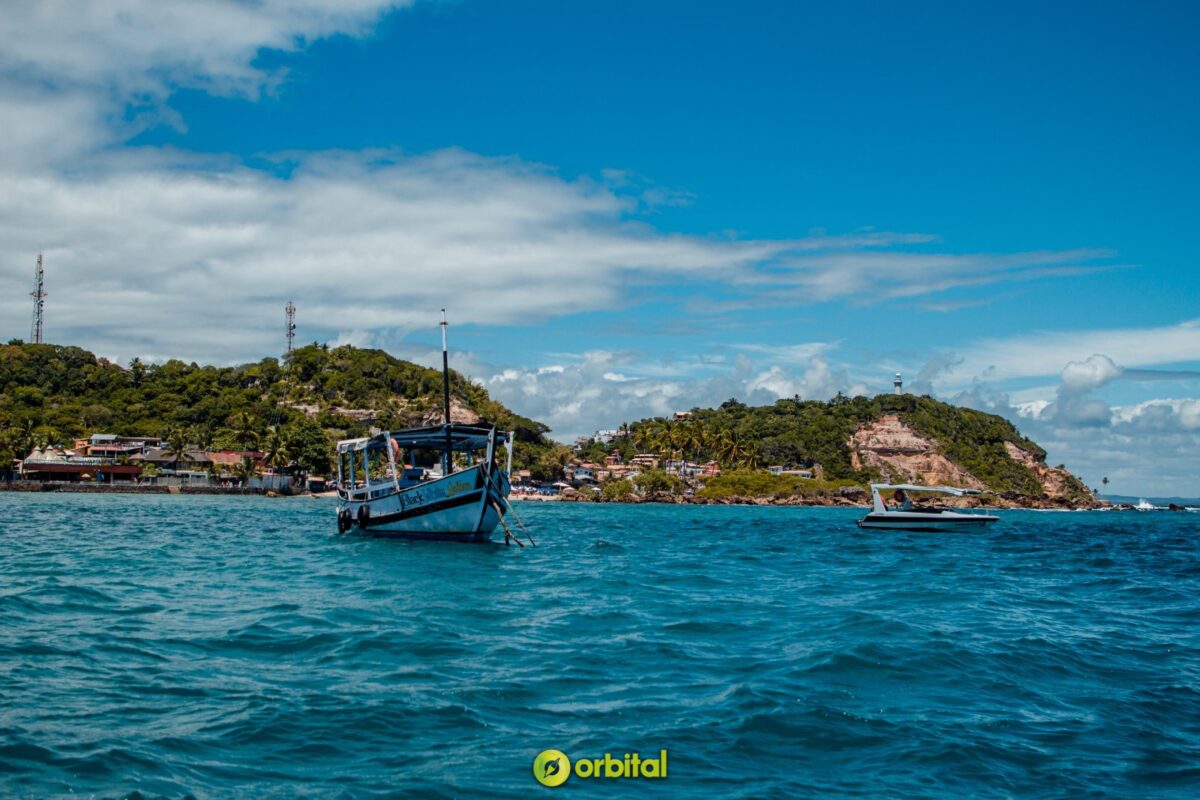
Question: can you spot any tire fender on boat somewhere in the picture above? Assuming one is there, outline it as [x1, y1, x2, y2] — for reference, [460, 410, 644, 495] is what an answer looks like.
[337, 508, 352, 533]
[356, 504, 371, 528]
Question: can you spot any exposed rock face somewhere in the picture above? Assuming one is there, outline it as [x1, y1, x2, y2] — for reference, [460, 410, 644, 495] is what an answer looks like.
[420, 398, 481, 426]
[846, 414, 1096, 507]
[849, 415, 985, 488]
[1002, 441, 1088, 502]
[290, 397, 482, 427]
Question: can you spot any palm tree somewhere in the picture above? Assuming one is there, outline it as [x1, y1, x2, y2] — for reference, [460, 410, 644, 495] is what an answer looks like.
[15, 418, 37, 460]
[164, 425, 189, 471]
[714, 429, 742, 468]
[654, 420, 683, 461]
[632, 424, 652, 452]
[684, 420, 708, 461]
[0, 432, 16, 481]
[232, 412, 259, 452]
[262, 426, 287, 471]
[129, 357, 146, 387]
[194, 426, 215, 452]
[234, 456, 258, 487]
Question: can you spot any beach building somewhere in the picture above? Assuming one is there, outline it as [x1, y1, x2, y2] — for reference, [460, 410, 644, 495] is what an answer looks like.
[73, 434, 162, 459]
[567, 464, 597, 484]
[131, 448, 267, 487]
[630, 453, 660, 470]
[20, 447, 142, 483]
[768, 465, 815, 478]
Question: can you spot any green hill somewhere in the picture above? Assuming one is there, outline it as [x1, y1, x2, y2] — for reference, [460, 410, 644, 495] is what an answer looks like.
[0, 341, 551, 475]
[583, 393, 1094, 503]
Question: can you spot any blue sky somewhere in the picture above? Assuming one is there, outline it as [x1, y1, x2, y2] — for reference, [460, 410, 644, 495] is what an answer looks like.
[1, 1, 1198, 493]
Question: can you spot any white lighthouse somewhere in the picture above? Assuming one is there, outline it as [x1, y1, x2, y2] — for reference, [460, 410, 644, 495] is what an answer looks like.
[893, 372, 903, 395]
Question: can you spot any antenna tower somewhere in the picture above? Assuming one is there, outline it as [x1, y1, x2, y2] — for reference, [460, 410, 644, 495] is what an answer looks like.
[285, 300, 296, 355]
[30, 253, 46, 344]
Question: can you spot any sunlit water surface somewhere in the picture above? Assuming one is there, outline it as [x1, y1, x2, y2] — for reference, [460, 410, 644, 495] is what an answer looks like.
[1, 494, 1199, 798]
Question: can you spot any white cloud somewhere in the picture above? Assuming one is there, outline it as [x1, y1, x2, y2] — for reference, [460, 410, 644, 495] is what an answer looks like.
[0, 1, 408, 98]
[941, 320, 1200, 385]
[0, 149, 798, 363]
[763, 248, 1117, 303]
[481, 350, 860, 441]
[732, 342, 833, 364]
[0, 1, 413, 168]
[1060, 354, 1123, 394]
[1112, 398, 1200, 431]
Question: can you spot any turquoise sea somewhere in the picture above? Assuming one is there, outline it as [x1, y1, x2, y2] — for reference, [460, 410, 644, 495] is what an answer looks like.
[1, 494, 1198, 799]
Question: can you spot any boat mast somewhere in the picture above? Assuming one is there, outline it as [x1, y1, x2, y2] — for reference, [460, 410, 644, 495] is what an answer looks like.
[441, 309, 452, 475]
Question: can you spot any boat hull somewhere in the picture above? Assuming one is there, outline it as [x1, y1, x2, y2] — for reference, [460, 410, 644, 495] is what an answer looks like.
[337, 465, 509, 542]
[856, 512, 999, 532]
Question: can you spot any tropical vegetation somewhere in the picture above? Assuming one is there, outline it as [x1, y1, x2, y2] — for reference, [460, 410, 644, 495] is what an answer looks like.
[586, 393, 1087, 499]
[0, 340, 553, 477]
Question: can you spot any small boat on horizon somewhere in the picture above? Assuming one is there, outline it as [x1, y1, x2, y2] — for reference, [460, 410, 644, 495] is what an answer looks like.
[857, 484, 1000, 532]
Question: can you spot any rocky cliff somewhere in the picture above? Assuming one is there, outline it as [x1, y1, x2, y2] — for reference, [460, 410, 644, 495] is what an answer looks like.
[849, 414, 1095, 507]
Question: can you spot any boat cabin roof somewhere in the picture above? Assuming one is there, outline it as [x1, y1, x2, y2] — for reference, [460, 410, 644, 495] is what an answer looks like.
[869, 484, 983, 497]
[336, 424, 508, 453]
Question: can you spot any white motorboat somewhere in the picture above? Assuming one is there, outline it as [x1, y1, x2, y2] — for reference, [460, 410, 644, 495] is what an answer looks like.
[857, 484, 999, 532]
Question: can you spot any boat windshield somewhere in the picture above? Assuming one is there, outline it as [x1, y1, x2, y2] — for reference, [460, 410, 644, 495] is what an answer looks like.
[335, 425, 511, 497]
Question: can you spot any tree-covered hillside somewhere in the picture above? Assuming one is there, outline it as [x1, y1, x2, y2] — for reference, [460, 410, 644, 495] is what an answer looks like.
[0, 341, 551, 474]
[584, 393, 1086, 499]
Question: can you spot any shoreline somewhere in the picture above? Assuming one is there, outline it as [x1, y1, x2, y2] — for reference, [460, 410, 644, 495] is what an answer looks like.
[0, 481, 288, 497]
[0, 482, 1125, 511]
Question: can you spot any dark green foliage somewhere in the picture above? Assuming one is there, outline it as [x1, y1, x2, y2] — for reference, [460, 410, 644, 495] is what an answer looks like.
[0, 342, 552, 473]
[628, 393, 1061, 497]
[283, 417, 335, 476]
[600, 479, 634, 500]
[633, 469, 684, 495]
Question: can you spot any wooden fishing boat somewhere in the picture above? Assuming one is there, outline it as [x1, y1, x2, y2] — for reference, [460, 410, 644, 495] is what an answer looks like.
[335, 423, 513, 541]
[333, 311, 519, 543]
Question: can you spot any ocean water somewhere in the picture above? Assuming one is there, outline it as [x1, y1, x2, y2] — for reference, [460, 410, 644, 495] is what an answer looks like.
[1, 494, 1198, 799]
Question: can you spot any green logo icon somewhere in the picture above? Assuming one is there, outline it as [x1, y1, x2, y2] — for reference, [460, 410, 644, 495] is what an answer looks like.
[533, 749, 571, 787]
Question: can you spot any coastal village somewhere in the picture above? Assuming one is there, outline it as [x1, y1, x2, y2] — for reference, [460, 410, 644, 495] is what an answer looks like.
[6, 410, 812, 501]
[14, 433, 295, 493]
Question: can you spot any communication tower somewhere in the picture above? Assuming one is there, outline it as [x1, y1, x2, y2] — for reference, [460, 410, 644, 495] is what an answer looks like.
[285, 300, 296, 355]
[30, 253, 46, 344]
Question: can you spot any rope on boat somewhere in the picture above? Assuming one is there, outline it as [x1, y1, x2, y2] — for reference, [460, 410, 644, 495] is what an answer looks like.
[484, 468, 536, 547]
[493, 500, 523, 547]
[502, 496, 536, 546]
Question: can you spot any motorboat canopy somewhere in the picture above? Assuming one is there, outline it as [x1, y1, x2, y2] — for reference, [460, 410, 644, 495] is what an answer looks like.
[869, 483, 982, 513]
[859, 483, 998, 532]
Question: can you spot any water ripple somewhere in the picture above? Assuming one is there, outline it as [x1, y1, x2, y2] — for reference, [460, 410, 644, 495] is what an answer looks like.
[1, 494, 1199, 797]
